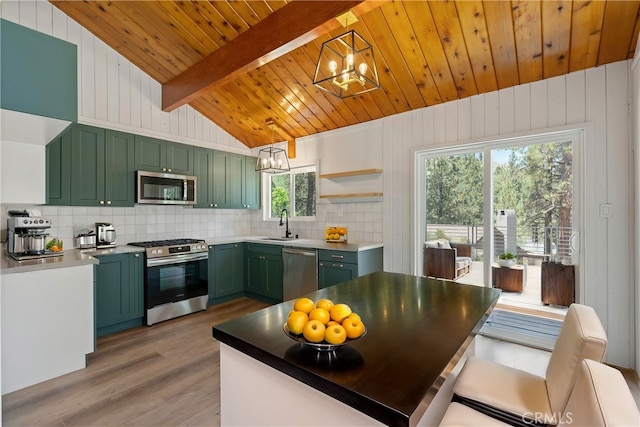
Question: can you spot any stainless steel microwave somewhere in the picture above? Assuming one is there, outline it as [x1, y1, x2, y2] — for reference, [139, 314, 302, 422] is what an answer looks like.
[136, 171, 197, 205]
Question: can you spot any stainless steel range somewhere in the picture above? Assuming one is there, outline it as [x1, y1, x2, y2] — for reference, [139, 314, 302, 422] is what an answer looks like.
[128, 238, 208, 325]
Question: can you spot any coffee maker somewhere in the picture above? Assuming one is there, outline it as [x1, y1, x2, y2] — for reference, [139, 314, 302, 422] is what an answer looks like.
[7, 210, 60, 260]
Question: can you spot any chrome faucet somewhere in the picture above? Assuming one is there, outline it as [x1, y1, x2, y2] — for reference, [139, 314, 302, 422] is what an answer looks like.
[279, 209, 292, 238]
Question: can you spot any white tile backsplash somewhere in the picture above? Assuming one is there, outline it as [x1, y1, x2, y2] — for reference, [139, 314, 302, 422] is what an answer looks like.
[1, 201, 382, 249]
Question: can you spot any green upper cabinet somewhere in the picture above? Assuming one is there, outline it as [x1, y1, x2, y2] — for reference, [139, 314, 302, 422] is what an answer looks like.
[1, 19, 76, 122]
[243, 156, 261, 209]
[212, 150, 230, 208]
[134, 136, 194, 175]
[210, 152, 260, 209]
[47, 124, 135, 207]
[70, 125, 105, 206]
[46, 129, 72, 206]
[227, 153, 244, 208]
[194, 147, 214, 208]
[104, 130, 136, 206]
[195, 149, 259, 209]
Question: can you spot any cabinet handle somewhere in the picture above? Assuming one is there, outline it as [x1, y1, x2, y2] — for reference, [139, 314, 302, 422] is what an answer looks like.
[330, 255, 344, 259]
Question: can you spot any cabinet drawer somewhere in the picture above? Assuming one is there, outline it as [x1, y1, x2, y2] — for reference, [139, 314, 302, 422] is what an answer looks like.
[318, 249, 357, 264]
[246, 243, 282, 256]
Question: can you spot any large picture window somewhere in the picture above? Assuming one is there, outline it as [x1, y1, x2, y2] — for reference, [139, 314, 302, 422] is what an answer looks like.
[266, 166, 316, 219]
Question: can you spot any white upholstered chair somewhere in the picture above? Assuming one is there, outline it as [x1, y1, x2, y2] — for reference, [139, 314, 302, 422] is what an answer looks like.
[441, 359, 639, 426]
[452, 303, 607, 426]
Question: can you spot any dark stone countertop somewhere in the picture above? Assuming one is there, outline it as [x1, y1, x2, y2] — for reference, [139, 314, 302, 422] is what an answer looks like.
[212, 271, 501, 426]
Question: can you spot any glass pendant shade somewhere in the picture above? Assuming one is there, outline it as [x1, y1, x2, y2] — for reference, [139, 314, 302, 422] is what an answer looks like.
[313, 30, 380, 98]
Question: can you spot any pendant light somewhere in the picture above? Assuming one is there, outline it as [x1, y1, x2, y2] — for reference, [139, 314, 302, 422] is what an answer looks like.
[255, 120, 290, 173]
[313, 11, 379, 98]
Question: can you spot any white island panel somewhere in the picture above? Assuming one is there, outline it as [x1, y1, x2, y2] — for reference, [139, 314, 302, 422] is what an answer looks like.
[220, 344, 383, 426]
[1, 264, 94, 394]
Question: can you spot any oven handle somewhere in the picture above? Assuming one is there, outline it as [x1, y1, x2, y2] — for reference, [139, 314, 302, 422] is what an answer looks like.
[146, 252, 208, 267]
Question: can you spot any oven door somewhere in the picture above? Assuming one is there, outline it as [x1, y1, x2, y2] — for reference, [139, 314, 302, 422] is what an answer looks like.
[146, 252, 208, 309]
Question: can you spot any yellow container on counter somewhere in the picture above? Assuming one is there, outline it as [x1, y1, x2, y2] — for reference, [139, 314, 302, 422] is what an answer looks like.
[325, 226, 348, 242]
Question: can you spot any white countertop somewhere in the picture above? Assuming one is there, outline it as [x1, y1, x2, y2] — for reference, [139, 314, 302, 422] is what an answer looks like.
[206, 236, 383, 252]
[1, 237, 382, 274]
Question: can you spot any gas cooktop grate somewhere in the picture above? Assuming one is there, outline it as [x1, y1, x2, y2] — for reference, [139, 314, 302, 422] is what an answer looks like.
[128, 238, 205, 248]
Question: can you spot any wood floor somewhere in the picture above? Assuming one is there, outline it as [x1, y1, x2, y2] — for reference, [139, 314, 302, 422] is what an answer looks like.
[3, 297, 639, 426]
[2, 297, 270, 426]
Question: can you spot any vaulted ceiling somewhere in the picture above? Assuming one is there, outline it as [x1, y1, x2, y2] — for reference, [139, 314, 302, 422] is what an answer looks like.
[50, 0, 640, 149]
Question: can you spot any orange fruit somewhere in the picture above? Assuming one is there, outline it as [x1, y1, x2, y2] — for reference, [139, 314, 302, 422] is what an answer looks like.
[293, 297, 315, 314]
[330, 303, 352, 322]
[326, 320, 340, 327]
[325, 324, 347, 345]
[347, 312, 361, 321]
[316, 298, 334, 312]
[286, 311, 309, 335]
[302, 320, 326, 343]
[309, 308, 331, 325]
[343, 317, 365, 339]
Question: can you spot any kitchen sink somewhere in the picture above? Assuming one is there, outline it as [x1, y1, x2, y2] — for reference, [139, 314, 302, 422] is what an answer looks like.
[260, 237, 297, 241]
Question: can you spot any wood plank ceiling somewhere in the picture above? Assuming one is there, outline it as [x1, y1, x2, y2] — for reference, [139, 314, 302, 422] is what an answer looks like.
[50, 0, 640, 149]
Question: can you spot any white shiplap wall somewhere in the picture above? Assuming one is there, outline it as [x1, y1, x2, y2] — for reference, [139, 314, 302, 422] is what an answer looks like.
[0, 0, 249, 154]
[380, 64, 634, 368]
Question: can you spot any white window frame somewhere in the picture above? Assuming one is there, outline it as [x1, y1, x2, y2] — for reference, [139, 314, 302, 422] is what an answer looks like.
[261, 165, 317, 222]
[413, 128, 585, 295]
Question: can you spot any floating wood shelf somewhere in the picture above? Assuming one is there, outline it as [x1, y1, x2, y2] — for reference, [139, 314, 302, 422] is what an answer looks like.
[319, 192, 383, 199]
[319, 169, 382, 179]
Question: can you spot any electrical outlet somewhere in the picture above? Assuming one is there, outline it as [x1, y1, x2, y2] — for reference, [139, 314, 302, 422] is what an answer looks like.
[599, 203, 612, 218]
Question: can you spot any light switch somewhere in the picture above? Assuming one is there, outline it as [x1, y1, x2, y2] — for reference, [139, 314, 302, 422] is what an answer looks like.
[599, 203, 612, 218]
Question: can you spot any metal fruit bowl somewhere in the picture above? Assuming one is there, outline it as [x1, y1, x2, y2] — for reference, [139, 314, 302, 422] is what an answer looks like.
[283, 323, 367, 352]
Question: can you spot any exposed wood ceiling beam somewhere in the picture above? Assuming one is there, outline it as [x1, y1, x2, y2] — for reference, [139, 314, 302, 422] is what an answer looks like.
[162, 0, 380, 112]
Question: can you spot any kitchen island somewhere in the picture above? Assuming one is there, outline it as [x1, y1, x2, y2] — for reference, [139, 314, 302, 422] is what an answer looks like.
[212, 271, 500, 426]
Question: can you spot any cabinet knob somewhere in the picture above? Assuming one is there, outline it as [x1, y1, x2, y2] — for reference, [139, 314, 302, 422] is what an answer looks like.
[168, 168, 172, 172]
[162, 168, 167, 172]
[209, 245, 213, 249]
[234, 244, 238, 248]
[210, 204, 214, 207]
[214, 204, 218, 207]
[107, 201, 112, 205]
[135, 254, 140, 258]
[99, 200, 105, 205]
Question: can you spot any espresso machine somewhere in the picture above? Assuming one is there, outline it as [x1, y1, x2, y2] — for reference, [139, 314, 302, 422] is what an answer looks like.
[7, 210, 61, 260]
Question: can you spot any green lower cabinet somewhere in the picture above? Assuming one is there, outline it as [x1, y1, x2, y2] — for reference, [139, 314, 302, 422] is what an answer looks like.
[318, 247, 384, 288]
[208, 243, 245, 305]
[95, 252, 144, 337]
[318, 262, 358, 288]
[245, 244, 283, 302]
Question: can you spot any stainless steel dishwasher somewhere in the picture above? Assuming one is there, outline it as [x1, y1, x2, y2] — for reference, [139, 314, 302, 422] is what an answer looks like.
[282, 247, 318, 300]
